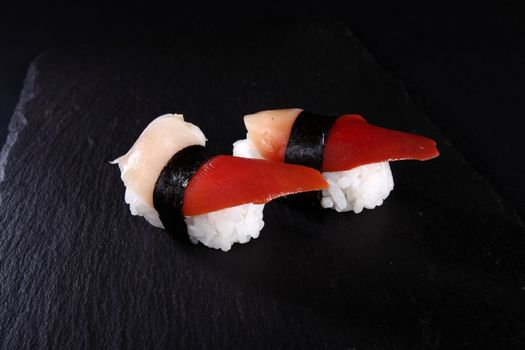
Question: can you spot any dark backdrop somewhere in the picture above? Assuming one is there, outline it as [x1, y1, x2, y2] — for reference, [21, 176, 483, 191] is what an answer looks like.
[1, 1, 524, 218]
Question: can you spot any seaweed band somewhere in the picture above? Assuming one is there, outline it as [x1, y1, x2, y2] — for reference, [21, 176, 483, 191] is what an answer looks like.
[284, 111, 337, 171]
[153, 145, 213, 234]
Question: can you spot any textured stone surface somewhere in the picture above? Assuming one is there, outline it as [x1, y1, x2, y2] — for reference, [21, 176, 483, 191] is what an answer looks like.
[1, 22, 524, 349]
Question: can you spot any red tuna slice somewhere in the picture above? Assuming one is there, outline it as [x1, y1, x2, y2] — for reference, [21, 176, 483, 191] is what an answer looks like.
[322, 116, 439, 172]
[183, 156, 328, 216]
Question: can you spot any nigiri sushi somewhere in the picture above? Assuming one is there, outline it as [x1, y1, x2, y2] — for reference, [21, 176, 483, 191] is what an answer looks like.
[112, 114, 327, 251]
[233, 109, 439, 213]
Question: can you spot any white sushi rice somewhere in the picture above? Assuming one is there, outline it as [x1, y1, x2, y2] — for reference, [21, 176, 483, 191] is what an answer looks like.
[185, 203, 265, 251]
[320, 162, 394, 213]
[233, 138, 394, 213]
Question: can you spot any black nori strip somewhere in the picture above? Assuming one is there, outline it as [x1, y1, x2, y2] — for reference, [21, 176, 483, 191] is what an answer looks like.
[284, 111, 337, 171]
[284, 111, 338, 207]
[153, 145, 213, 235]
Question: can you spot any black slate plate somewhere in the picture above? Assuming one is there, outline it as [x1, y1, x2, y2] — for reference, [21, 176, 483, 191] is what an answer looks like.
[1, 22, 524, 349]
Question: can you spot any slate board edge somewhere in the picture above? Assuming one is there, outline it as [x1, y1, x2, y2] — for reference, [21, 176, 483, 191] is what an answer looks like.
[0, 50, 54, 199]
[0, 56, 34, 187]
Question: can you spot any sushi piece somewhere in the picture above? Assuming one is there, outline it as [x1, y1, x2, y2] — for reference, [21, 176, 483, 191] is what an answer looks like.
[233, 109, 439, 213]
[112, 114, 327, 251]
